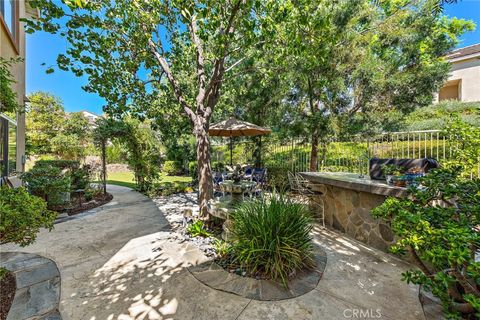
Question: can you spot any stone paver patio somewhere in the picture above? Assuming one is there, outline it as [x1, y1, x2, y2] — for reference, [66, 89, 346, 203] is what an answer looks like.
[1, 185, 425, 320]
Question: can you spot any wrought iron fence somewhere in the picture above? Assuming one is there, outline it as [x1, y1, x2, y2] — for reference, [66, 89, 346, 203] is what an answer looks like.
[212, 129, 480, 177]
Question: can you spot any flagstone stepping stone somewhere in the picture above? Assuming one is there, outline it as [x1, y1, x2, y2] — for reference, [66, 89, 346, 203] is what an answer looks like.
[0, 252, 61, 320]
[188, 245, 327, 301]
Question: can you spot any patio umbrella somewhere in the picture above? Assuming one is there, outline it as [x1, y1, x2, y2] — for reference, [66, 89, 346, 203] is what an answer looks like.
[209, 117, 271, 166]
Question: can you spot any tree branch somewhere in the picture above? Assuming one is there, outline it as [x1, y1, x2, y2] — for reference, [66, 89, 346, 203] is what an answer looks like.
[408, 246, 433, 276]
[204, 0, 244, 111]
[224, 57, 246, 73]
[187, 14, 207, 107]
[451, 269, 480, 296]
[147, 38, 196, 121]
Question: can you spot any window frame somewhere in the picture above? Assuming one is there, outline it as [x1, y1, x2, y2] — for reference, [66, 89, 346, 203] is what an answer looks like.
[0, 0, 20, 54]
[0, 114, 17, 177]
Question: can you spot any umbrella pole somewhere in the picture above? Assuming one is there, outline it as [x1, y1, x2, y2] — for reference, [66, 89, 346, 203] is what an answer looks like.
[230, 137, 233, 166]
[259, 136, 262, 167]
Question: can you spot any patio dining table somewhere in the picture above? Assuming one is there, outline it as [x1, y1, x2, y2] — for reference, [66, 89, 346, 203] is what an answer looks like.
[220, 179, 256, 204]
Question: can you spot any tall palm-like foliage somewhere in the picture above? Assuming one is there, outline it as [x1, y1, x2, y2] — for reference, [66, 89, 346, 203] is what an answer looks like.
[230, 194, 314, 286]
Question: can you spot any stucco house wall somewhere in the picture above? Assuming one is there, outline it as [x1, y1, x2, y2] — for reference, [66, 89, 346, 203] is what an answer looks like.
[1, 1, 38, 173]
[435, 44, 480, 103]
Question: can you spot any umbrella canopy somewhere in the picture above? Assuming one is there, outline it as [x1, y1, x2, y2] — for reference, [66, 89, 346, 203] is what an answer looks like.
[209, 117, 271, 137]
[209, 117, 271, 166]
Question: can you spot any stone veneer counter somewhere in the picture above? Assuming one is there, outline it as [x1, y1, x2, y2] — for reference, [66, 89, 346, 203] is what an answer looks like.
[300, 172, 406, 251]
[300, 172, 408, 198]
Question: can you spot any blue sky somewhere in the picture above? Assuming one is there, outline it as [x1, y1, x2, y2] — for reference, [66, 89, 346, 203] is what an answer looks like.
[26, 1, 480, 115]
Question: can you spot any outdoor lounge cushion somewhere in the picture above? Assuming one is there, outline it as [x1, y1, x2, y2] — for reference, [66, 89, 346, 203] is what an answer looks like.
[369, 157, 440, 180]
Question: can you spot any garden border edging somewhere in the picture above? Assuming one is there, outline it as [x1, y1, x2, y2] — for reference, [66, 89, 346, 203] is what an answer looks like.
[187, 245, 327, 301]
[0, 252, 62, 320]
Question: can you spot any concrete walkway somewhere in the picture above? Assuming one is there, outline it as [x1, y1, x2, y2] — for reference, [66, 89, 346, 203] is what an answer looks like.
[0, 185, 425, 320]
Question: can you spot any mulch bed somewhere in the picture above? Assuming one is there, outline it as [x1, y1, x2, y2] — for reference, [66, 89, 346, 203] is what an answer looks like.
[215, 255, 271, 280]
[0, 271, 16, 320]
[66, 193, 113, 215]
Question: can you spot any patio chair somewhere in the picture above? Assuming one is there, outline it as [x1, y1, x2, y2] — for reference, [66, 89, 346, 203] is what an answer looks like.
[250, 168, 267, 197]
[244, 166, 253, 180]
[212, 172, 225, 197]
[221, 171, 230, 182]
[295, 173, 326, 227]
[251, 168, 266, 182]
[288, 171, 301, 193]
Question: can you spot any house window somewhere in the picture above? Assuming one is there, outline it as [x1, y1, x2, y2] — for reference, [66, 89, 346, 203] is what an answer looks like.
[0, 0, 17, 43]
[0, 115, 17, 177]
[439, 79, 461, 101]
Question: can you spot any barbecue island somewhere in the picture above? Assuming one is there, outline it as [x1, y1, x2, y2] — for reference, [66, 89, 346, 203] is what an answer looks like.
[299, 172, 407, 251]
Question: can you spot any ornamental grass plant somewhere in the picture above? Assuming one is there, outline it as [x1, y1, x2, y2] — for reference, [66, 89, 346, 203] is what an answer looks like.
[229, 193, 315, 286]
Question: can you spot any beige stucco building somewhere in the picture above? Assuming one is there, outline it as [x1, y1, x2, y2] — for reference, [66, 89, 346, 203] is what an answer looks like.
[435, 43, 480, 102]
[1, 0, 38, 177]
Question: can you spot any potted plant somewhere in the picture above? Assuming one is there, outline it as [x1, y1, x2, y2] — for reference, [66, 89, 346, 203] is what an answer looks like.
[404, 166, 425, 186]
[231, 164, 243, 183]
[381, 164, 403, 186]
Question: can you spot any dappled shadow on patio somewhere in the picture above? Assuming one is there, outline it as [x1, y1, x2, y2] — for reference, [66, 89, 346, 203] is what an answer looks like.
[67, 231, 209, 320]
[67, 225, 250, 320]
[310, 226, 424, 319]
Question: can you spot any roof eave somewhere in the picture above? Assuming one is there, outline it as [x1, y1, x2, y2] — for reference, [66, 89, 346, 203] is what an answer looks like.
[447, 52, 480, 63]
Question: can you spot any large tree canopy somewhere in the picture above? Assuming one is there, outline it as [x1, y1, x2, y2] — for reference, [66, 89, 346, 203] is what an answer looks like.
[27, 0, 268, 216]
[26, 91, 93, 159]
[26, 0, 474, 215]
[261, 0, 474, 170]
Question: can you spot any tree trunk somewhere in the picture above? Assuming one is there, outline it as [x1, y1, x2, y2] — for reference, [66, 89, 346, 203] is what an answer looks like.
[101, 140, 107, 195]
[309, 128, 319, 172]
[307, 78, 319, 172]
[319, 141, 327, 170]
[195, 121, 214, 219]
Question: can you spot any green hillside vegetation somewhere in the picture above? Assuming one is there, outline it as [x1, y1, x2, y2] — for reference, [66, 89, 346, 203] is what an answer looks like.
[402, 100, 480, 131]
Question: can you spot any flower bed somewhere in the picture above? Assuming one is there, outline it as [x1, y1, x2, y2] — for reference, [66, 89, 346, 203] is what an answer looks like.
[0, 270, 16, 320]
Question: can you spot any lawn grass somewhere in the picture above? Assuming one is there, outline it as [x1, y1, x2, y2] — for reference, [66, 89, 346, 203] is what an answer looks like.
[104, 171, 192, 189]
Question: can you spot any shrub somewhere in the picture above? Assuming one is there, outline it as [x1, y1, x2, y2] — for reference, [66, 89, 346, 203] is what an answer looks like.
[189, 161, 198, 182]
[0, 187, 56, 246]
[212, 161, 225, 172]
[372, 168, 480, 318]
[31, 160, 92, 191]
[163, 160, 182, 176]
[229, 194, 314, 286]
[186, 220, 210, 237]
[106, 143, 128, 164]
[21, 165, 71, 207]
[35, 159, 80, 171]
[0, 267, 7, 280]
[84, 187, 103, 201]
[213, 239, 232, 258]
[265, 162, 290, 190]
[70, 164, 93, 190]
[36, 154, 57, 161]
[443, 118, 480, 177]
[146, 181, 191, 197]
[403, 100, 480, 131]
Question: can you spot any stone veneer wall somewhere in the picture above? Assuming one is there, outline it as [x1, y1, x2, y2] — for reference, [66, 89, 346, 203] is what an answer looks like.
[317, 184, 395, 251]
